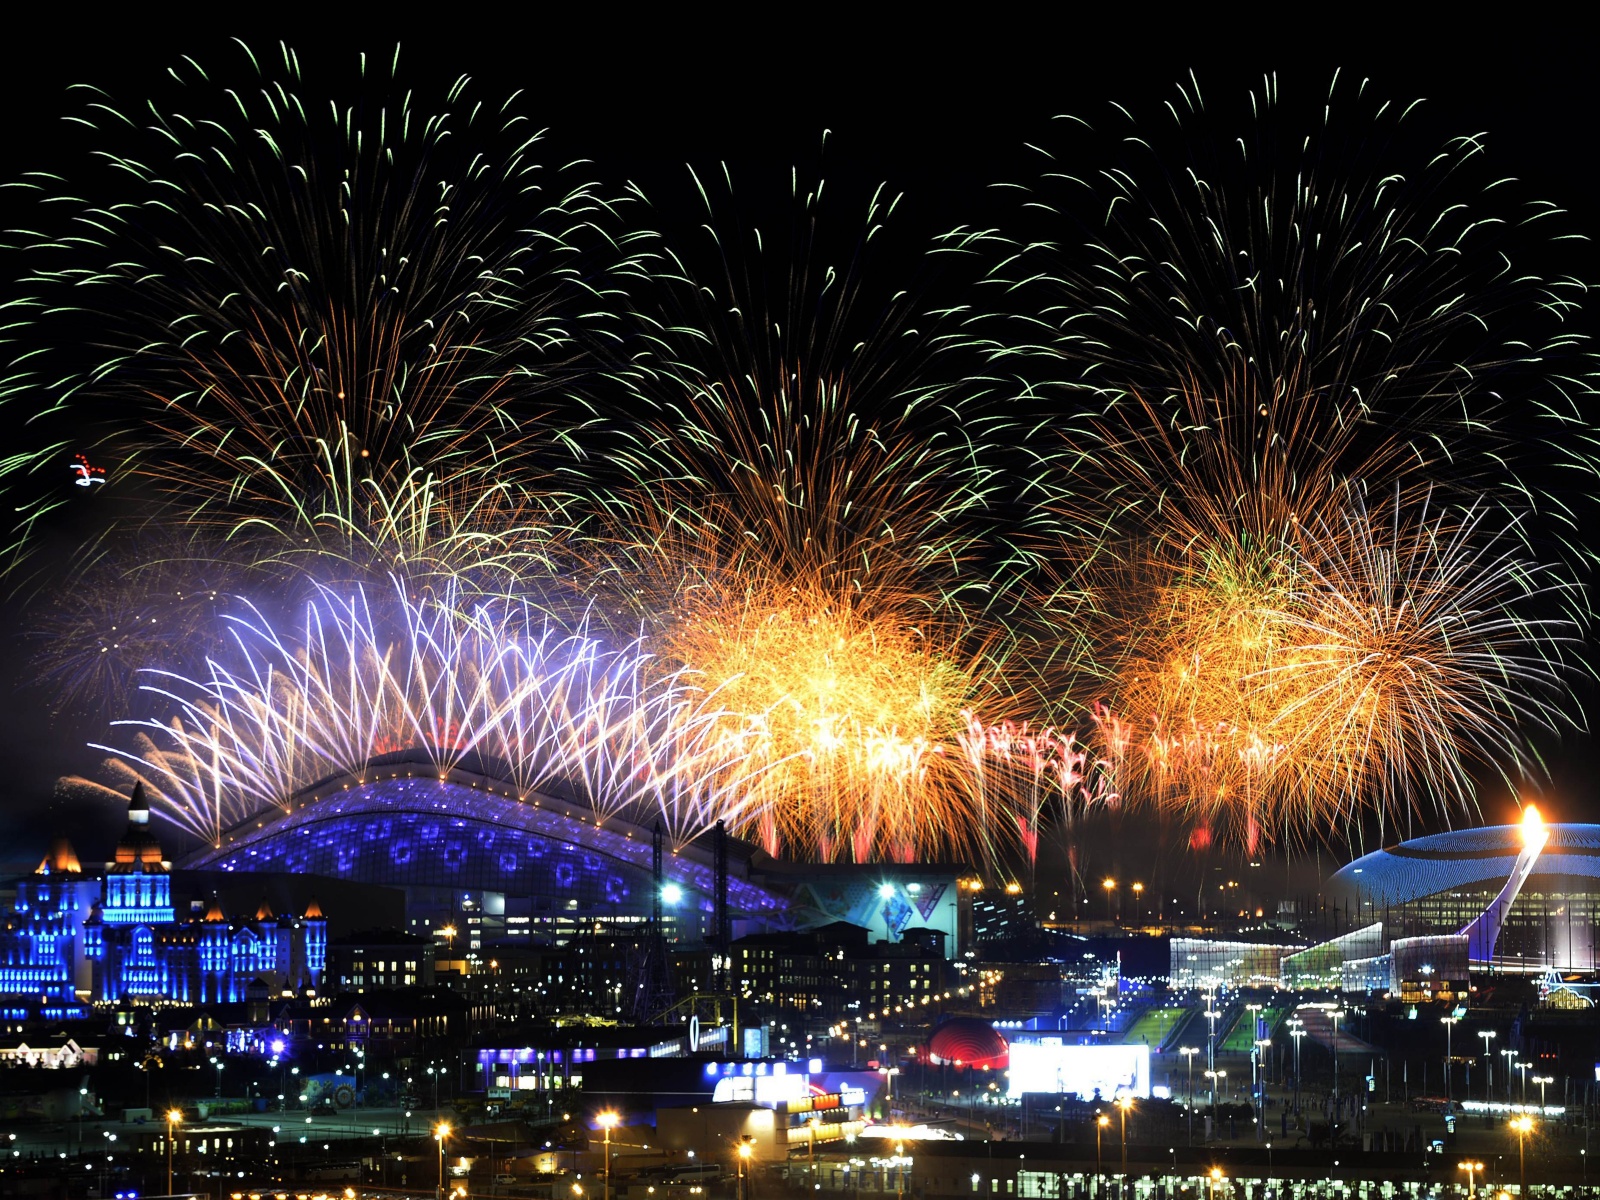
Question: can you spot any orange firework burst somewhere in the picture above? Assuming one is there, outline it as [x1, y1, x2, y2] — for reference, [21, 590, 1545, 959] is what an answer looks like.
[587, 158, 1051, 863]
[1098, 489, 1574, 848]
[662, 573, 994, 861]
[979, 74, 1599, 846]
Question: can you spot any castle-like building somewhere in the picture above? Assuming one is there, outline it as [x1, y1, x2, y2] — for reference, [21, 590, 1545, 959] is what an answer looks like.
[0, 838, 91, 1022]
[1, 785, 326, 1022]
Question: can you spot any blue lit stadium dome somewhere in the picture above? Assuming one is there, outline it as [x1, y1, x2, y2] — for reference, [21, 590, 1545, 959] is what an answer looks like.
[180, 764, 790, 935]
[1331, 822, 1600, 905]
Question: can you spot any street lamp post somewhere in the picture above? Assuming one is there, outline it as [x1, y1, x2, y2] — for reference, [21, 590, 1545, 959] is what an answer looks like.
[1116, 1095, 1132, 1197]
[1207, 1168, 1223, 1200]
[1458, 1159, 1484, 1200]
[598, 1111, 619, 1200]
[1095, 1113, 1109, 1198]
[165, 1108, 182, 1197]
[1511, 1115, 1533, 1196]
[1245, 1002, 1263, 1131]
[1502, 1050, 1517, 1107]
[1441, 1017, 1457, 1102]
[737, 1139, 753, 1200]
[1478, 1031, 1496, 1105]
[1204, 993, 1219, 1074]
[1289, 1022, 1306, 1111]
[436, 1121, 451, 1200]
[1518, 1061, 1530, 1106]
[1534, 1075, 1553, 1112]
[1254, 1039, 1273, 1139]
[1180, 1048, 1199, 1146]
[1102, 878, 1116, 924]
[1330, 1009, 1346, 1110]
[1204, 1070, 1226, 1115]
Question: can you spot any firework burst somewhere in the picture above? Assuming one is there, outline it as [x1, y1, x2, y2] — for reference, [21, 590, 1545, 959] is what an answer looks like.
[76, 580, 755, 848]
[1, 40, 641, 597]
[585, 158, 1053, 861]
[961, 72, 1598, 844]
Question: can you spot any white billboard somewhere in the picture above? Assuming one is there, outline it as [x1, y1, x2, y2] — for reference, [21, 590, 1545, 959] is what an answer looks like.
[1005, 1040, 1150, 1101]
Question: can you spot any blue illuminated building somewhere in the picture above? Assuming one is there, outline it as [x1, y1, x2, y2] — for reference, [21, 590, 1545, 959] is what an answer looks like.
[181, 767, 791, 949]
[179, 765, 965, 958]
[0, 839, 95, 1023]
[3, 785, 328, 1017]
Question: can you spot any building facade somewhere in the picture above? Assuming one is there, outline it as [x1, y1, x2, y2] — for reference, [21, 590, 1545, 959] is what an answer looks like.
[0, 840, 97, 1022]
[3, 786, 328, 1015]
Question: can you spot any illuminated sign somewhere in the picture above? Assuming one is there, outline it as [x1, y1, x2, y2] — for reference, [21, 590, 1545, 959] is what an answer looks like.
[785, 1093, 843, 1114]
[712, 1071, 810, 1106]
[1005, 1041, 1150, 1100]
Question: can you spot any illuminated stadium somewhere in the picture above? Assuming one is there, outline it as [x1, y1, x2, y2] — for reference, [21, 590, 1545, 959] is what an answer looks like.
[178, 761, 781, 946]
[177, 762, 966, 955]
[1172, 809, 1600, 991]
[1329, 812, 1600, 974]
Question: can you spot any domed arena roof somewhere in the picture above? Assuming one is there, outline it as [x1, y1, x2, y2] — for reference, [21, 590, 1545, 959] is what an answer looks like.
[1330, 822, 1600, 905]
[926, 1017, 1009, 1069]
[180, 767, 789, 922]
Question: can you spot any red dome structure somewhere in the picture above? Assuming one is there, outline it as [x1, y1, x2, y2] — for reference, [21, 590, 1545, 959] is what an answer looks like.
[926, 1017, 1009, 1070]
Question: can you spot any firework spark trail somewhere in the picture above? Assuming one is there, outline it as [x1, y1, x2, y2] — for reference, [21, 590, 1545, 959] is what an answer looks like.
[25, 532, 234, 718]
[75, 580, 761, 848]
[15, 57, 1599, 861]
[1090, 490, 1577, 848]
[573, 157, 1061, 863]
[976, 74, 1600, 543]
[1277, 491, 1577, 827]
[950, 72, 1598, 845]
[1, 40, 643, 597]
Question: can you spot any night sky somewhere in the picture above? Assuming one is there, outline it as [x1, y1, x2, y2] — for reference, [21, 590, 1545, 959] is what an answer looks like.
[1, 20, 1595, 869]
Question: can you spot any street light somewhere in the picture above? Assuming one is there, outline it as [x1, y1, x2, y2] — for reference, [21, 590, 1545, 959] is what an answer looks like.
[1207, 1168, 1223, 1200]
[737, 1139, 753, 1200]
[1245, 1002, 1264, 1124]
[165, 1108, 182, 1197]
[1116, 1094, 1132, 1192]
[1204, 1069, 1226, 1113]
[436, 1122, 452, 1200]
[1204, 995, 1219, 1073]
[1179, 1048, 1199, 1145]
[1095, 1113, 1109, 1194]
[1329, 1009, 1346, 1107]
[878, 1066, 901, 1119]
[1289, 1022, 1306, 1109]
[598, 1111, 619, 1200]
[1441, 1016, 1458, 1102]
[1254, 1039, 1273, 1138]
[1501, 1049, 1517, 1106]
[1533, 1075, 1554, 1111]
[1516, 1061, 1530, 1106]
[1102, 878, 1116, 923]
[1478, 1031, 1497, 1104]
[1511, 1115, 1534, 1196]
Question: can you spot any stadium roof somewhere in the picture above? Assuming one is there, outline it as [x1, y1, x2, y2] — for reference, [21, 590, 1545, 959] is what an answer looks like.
[180, 767, 789, 920]
[1330, 823, 1600, 905]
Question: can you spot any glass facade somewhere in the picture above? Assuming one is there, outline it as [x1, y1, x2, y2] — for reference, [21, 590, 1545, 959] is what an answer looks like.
[1333, 824, 1600, 972]
[1168, 938, 1298, 989]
